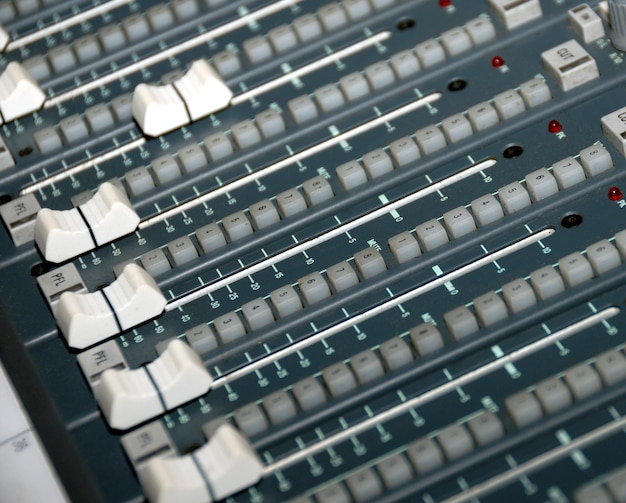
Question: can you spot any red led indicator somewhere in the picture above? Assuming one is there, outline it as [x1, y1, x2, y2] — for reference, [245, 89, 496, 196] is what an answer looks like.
[491, 56, 505, 67]
[548, 119, 563, 133]
[608, 186, 623, 201]
[439, 0, 451, 7]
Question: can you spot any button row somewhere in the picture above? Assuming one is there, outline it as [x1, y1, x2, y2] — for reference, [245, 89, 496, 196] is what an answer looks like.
[140, 80, 561, 276]
[287, 15, 496, 125]
[180, 246, 386, 355]
[232, 0, 396, 69]
[144, 143, 613, 355]
[124, 106, 286, 195]
[443, 228, 626, 341]
[304, 344, 624, 503]
[204, 0, 398, 78]
[77, 338, 212, 430]
[387, 144, 613, 266]
[237, 226, 616, 435]
[335, 77, 552, 193]
[299, 408, 503, 503]
[229, 322, 443, 438]
[0, 0, 61, 21]
[505, 345, 626, 429]
[312, 341, 625, 503]
[236, 224, 619, 437]
[135, 175, 333, 277]
[128, 49, 515, 194]
[341, 230, 626, 376]
[574, 464, 626, 503]
[54, 262, 167, 349]
[33, 93, 133, 154]
[143, 142, 613, 358]
[23, 1, 199, 81]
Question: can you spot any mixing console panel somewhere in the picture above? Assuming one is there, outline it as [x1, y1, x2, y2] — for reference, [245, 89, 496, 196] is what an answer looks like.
[1, 0, 626, 501]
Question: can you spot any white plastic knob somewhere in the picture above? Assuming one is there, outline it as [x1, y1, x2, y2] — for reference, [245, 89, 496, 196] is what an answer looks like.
[34, 207, 93, 264]
[148, 338, 213, 409]
[56, 263, 167, 349]
[610, 0, 626, 50]
[93, 339, 212, 430]
[95, 366, 164, 431]
[80, 182, 140, 246]
[0, 61, 45, 121]
[132, 60, 233, 137]
[139, 424, 263, 503]
[132, 82, 190, 137]
[173, 60, 233, 121]
[139, 455, 211, 503]
[105, 263, 168, 331]
[34, 182, 140, 263]
[0, 25, 9, 53]
[194, 424, 264, 500]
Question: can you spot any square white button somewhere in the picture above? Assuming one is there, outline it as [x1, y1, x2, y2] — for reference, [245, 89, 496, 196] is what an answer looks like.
[601, 106, 626, 157]
[541, 39, 599, 92]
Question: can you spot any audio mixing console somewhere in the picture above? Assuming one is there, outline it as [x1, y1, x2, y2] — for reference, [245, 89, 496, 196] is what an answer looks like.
[1, 0, 626, 501]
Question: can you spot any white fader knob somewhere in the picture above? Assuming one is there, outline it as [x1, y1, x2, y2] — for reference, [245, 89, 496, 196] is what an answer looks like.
[96, 363, 164, 430]
[34, 182, 140, 263]
[194, 423, 264, 500]
[94, 339, 213, 430]
[173, 59, 233, 122]
[139, 423, 263, 503]
[0, 61, 45, 122]
[132, 60, 233, 137]
[132, 82, 191, 138]
[55, 287, 119, 348]
[148, 338, 214, 410]
[139, 455, 210, 503]
[56, 262, 167, 349]
[0, 25, 9, 53]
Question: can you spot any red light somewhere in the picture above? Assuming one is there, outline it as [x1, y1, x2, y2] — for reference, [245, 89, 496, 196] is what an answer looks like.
[491, 56, 505, 67]
[608, 186, 623, 201]
[439, 0, 451, 6]
[548, 120, 562, 133]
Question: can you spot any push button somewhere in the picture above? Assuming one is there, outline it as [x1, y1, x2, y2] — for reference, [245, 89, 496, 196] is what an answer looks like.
[489, 0, 543, 30]
[601, 106, 626, 157]
[568, 4, 605, 43]
[541, 39, 599, 92]
[0, 194, 40, 246]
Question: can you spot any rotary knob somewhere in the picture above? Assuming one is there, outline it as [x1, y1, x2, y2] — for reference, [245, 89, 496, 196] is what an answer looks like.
[609, 0, 626, 51]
